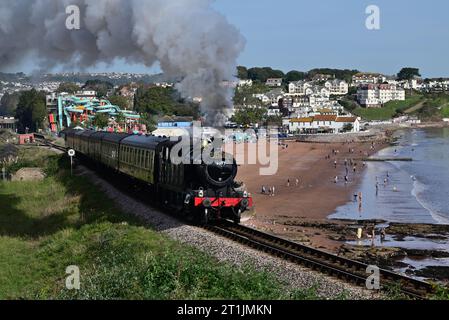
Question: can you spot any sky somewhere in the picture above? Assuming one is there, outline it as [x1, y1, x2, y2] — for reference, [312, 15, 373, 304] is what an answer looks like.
[9, 0, 449, 78]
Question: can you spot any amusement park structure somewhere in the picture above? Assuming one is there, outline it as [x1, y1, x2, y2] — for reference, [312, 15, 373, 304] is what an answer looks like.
[47, 93, 141, 133]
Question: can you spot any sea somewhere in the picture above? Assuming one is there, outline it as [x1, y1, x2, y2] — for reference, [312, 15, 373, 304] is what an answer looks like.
[330, 127, 449, 224]
[329, 127, 449, 276]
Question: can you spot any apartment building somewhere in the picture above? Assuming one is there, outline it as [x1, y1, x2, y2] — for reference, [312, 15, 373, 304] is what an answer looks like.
[357, 84, 405, 108]
[324, 80, 349, 95]
[352, 73, 386, 85]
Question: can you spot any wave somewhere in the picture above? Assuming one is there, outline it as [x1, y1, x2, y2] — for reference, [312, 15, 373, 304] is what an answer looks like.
[411, 178, 449, 225]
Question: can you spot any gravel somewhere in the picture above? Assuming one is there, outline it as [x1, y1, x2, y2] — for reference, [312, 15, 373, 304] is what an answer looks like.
[78, 165, 385, 300]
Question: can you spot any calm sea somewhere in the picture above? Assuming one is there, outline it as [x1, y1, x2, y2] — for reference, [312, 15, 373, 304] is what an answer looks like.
[330, 127, 449, 225]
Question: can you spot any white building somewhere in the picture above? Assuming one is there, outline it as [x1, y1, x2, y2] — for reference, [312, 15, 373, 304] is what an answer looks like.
[357, 84, 405, 108]
[254, 88, 284, 106]
[266, 78, 283, 87]
[288, 80, 312, 95]
[289, 115, 360, 134]
[352, 73, 386, 86]
[238, 79, 253, 87]
[324, 80, 349, 95]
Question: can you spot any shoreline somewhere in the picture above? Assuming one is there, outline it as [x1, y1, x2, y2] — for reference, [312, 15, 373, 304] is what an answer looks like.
[234, 134, 391, 250]
[236, 126, 449, 283]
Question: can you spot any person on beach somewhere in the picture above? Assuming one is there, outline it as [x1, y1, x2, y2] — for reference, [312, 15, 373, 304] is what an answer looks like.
[334, 176, 338, 184]
[262, 185, 266, 194]
[268, 187, 272, 196]
[334, 160, 337, 169]
[287, 179, 290, 187]
[354, 193, 358, 202]
[376, 182, 379, 196]
[272, 186, 275, 197]
[344, 175, 349, 184]
[380, 228, 386, 242]
[358, 192, 363, 210]
[295, 178, 299, 187]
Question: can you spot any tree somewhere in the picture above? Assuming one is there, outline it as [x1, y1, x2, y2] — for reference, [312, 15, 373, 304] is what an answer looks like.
[139, 113, 157, 132]
[285, 70, 307, 82]
[92, 113, 109, 129]
[247, 67, 285, 83]
[397, 68, 421, 81]
[15, 89, 46, 133]
[57, 82, 80, 94]
[0, 92, 20, 116]
[307, 68, 360, 83]
[237, 66, 248, 79]
[114, 112, 126, 129]
[231, 108, 267, 127]
[108, 95, 130, 110]
[134, 86, 176, 115]
[265, 115, 283, 127]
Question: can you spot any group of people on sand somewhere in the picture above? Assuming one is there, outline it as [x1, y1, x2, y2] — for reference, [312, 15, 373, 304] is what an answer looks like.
[261, 178, 300, 197]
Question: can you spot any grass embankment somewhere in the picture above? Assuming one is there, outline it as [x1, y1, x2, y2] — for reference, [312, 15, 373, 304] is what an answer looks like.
[353, 95, 424, 121]
[0, 150, 323, 300]
[350, 93, 449, 121]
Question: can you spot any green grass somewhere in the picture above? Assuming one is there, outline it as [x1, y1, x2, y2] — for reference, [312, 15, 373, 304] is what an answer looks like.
[353, 95, 424, 121]
[351, 93, 449, 121]
[0, 151, 322, 300]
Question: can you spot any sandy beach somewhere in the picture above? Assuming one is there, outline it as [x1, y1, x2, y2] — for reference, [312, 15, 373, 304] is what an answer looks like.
[230, 137, 389, 251]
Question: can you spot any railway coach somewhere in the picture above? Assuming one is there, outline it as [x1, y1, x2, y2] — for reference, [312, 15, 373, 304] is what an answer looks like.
[63, 129, 252, 224]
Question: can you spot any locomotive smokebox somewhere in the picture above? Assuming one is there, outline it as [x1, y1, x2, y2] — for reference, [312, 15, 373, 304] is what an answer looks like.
[196, 153, 238, 188]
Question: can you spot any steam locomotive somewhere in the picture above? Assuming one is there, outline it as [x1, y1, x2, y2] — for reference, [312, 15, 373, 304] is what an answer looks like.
[63, 129, 252, 224]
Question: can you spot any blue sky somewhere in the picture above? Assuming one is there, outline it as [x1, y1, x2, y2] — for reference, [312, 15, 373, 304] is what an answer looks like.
[13, 0, 449, 78]
[213, 0, 449, 78]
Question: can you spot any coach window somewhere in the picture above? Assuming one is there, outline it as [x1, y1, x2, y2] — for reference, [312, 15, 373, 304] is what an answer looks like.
[140, 149, 143, 167]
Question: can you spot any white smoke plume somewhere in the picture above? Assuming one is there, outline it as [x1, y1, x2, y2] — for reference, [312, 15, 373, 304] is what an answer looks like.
[0, 0, 245, 126]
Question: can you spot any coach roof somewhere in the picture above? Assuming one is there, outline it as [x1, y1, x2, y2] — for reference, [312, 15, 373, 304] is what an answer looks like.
[102, 132, 132, 144]
[121, 134, 169, 150]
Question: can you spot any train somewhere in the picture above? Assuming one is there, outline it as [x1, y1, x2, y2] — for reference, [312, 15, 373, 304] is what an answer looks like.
[63, 129, 253, 224]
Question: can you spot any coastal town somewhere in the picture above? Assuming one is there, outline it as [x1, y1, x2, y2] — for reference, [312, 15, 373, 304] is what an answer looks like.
[2, 67, 449, 138]
[1, 0, 449, 306]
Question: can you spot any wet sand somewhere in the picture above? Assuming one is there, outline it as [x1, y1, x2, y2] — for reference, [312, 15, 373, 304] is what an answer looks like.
[231, 139, 387, 251]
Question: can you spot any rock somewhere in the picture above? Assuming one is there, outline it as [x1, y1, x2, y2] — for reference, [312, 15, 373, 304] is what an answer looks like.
[11, 168, 45, 182]
[413, 266, 449, 281]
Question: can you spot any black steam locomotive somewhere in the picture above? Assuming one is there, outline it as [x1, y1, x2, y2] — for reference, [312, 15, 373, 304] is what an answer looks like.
[64, 129, 252, 224]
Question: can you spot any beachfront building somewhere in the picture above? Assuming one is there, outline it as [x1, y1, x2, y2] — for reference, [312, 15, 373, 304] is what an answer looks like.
[357, 84, 406, 108]
[289, 115, 360, 134]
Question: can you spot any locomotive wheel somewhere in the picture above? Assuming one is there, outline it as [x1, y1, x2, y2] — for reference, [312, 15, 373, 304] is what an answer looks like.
[233, 209, 241, 224]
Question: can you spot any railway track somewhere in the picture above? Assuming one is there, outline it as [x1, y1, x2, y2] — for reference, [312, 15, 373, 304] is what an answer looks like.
[34, 135, 67, 152]
[205, 221, 436, 299]
[35, 135, 435, 299]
